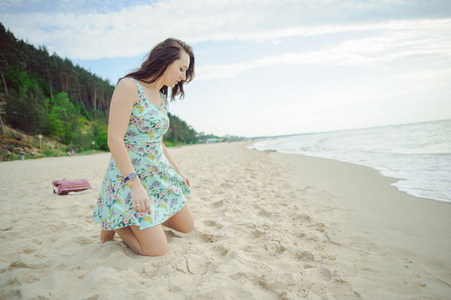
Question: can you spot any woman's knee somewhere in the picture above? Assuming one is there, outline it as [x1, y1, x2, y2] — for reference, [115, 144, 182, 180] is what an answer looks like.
[165, 213, 194, 233]
[180, 218, 194, 233]
[132, 241, 168, 257]
[141, 243, 168, 256]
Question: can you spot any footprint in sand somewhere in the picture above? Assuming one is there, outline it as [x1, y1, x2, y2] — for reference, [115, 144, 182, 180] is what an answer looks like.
[252, 228, 265, 238]
[197, 231, 218, 243]
[22, 244, 39, 254]
[10, 259, 50, 270]
[264, 240, 286, 256]
[295, 250, 317, 262]
[258, 208, 271, 217]
[209, 200, 224, 208]
[75, 236, 95, 245]
[220, 182, 233, 189]
[203, 220, 224, 230]
[185, 253, 210, 276]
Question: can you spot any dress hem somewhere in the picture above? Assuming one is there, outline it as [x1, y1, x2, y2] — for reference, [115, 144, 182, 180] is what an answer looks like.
[92, 202, 187, 231]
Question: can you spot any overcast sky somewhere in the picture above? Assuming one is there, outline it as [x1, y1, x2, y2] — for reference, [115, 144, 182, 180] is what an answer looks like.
[1, 0, 450, 137]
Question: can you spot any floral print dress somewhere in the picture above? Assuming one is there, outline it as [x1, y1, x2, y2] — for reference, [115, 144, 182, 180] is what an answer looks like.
[92, 78, 190, 230]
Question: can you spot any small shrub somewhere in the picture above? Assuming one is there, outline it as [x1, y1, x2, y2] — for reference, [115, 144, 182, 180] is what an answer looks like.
[7, 131, 19, 139]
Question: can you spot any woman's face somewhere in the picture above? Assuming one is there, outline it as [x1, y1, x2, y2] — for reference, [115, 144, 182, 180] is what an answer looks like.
[163, 50, 190, 88]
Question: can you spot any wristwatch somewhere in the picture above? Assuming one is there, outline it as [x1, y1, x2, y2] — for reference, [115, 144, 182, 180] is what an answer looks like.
[123, 172, 137, 184]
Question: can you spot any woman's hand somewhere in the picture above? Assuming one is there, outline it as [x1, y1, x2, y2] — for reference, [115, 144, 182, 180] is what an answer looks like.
[161, 141, 190, 188]
[128, 180, 151, 214]
[178, 172, 191, 188]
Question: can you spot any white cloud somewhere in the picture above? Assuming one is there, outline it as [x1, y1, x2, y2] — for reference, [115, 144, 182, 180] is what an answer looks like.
[1, 0, 450, 59]
[1, 0, 450, 137]
[196, 19, 451, 80]
[0, 0, 24, 9]
[394, 69, 451, 81]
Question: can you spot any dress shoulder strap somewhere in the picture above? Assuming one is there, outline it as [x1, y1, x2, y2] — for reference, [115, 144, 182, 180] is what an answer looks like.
[162, 92, 170, 112]
[123, 77, 143, 92]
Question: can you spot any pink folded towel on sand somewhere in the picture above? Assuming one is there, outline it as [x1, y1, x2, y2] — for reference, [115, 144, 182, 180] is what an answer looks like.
[52, 179, 91, 195]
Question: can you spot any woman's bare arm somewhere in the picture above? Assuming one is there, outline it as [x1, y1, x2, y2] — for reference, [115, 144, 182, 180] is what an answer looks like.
[161, 140, 191, 187]
[107, 79, 150, 213]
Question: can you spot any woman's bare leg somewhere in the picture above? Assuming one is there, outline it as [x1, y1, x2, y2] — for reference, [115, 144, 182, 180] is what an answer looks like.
[162, 205, 194, 233]
[114, 225, 168, 256]
[100, 230, 116, 243]
[111, 205, 193, 256]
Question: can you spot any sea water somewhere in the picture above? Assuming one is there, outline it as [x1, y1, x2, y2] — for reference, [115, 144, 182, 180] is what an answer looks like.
[250, 119, 451, 203]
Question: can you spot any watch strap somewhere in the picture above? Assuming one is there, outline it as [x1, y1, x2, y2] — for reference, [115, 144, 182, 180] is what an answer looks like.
[123, 172, 137, 183]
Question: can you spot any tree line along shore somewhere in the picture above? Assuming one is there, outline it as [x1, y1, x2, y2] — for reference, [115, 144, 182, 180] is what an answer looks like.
[0, 23, 236, 161]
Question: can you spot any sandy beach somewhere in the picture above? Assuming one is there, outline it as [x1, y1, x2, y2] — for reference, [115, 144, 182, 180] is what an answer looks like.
[0, 141, 450, 299]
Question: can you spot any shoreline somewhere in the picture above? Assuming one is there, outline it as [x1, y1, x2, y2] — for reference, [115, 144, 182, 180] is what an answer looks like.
[249, 118, 451, 205]
[274, 150, 451, 205]
[0, 141, 449, 299]
[268, 148, 451, 298]
[262, 148, 449, 204]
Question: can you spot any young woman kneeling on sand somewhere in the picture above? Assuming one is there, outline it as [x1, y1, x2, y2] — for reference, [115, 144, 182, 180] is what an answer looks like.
[92, 38, 195, 256]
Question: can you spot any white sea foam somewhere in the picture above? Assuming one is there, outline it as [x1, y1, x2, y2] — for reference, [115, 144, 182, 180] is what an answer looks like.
[250, 120, 451, 203]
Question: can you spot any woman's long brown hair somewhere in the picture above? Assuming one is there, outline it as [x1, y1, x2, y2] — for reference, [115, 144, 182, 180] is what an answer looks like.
[120, 38, 195, 100]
